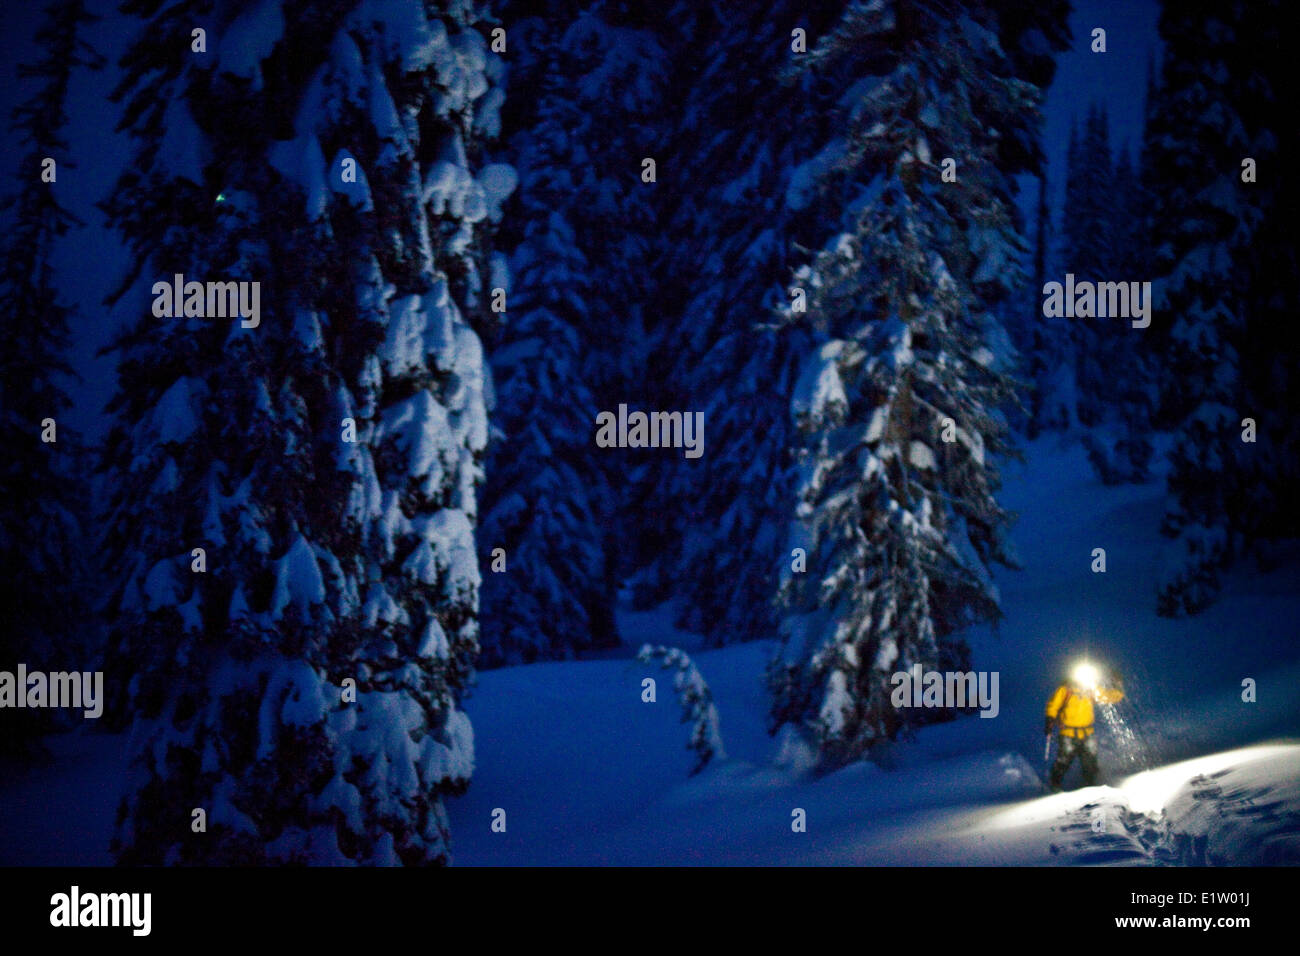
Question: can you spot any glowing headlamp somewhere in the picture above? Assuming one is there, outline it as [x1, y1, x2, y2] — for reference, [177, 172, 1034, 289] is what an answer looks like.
[1072, 661, 1100, 689]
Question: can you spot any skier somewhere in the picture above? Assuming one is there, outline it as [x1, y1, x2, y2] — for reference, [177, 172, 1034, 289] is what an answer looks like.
[1044, 661, 1124, 791]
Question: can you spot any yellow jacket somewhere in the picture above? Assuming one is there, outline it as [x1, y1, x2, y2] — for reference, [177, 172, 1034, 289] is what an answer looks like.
[1046, 683, 1124, 738]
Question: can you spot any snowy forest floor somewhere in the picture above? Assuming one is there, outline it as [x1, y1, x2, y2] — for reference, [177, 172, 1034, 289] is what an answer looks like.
[3, 434, 1298, 865]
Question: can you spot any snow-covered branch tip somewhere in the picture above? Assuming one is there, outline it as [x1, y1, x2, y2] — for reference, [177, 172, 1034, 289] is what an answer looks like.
[637, 644, 725, 775]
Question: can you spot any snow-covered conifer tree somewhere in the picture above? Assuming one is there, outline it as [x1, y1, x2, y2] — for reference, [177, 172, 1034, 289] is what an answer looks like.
[478, 0, 670, 661]
[635, 0, 843, 647]
[477, 12, 618, 666]
[1062, 104, 1114, 429]
[100, 0, 504, 864]
[1020, 170, 1065, 436]
[769, 0, 1056, 765]
[1104, 146, 1155, 482]
[637, 643, 724, 774]
[1145, 1, 1286, 615]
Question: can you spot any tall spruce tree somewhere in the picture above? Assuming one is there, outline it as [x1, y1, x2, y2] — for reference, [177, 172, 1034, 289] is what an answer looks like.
[477, 10, 618, 666]
[1105, 145, 1155, 482]
[478, 0, 670, 661]
[1237, 7, 1300, 572]
[1058, 104, 1157, 483]
[1021, 169, 1063, 436]
[1062, 103, 1114, 429]
[1146, 0, 1298, 615]
[100, 0, 504, 864]
[0, 0, 100, 754]
[631, 0, 843, 647]
[769, 0, 1058, 766]
[559, 0, 675, 611]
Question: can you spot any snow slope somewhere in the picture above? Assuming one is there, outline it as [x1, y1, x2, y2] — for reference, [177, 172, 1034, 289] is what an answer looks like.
[2, 437, 1297, 865]
[445, 435, 1300, 865]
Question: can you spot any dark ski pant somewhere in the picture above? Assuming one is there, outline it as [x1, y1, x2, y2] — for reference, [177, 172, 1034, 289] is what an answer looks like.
[1050, 732, 1100, 789]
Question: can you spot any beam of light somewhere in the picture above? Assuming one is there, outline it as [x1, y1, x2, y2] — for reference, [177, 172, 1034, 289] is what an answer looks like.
[977, 787, 1104, 832]
[977, 744, 1298, 833]
[1117, 744, 1295, 816]
[1072, 660, 1099, 689]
